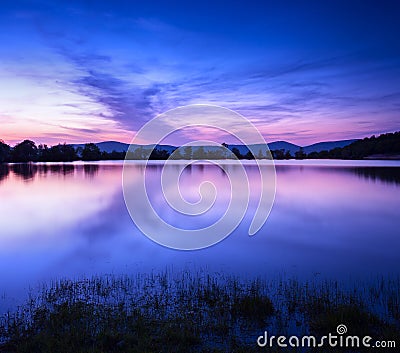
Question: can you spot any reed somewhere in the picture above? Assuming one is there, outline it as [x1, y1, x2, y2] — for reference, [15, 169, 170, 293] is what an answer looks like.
[0, 271, 399, 352]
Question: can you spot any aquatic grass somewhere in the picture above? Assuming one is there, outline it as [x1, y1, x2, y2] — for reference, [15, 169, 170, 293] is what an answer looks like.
[0, 272, 399, 352]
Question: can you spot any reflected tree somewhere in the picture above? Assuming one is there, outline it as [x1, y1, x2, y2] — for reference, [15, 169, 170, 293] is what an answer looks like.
[12, 163, 38, 180]
[49, 164, 75, 175]
[84, 164, 99, 177]
[0, 164, 9, 183]
[352, 167, 400, 186]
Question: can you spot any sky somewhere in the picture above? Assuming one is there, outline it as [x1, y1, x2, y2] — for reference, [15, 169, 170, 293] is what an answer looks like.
[1, 0, 400, 146]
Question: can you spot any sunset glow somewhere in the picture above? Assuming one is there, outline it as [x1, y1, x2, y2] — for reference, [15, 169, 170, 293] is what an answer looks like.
[1, 1, 399, 146]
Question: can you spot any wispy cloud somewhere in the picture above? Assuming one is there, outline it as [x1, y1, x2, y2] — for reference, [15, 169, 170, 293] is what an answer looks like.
[1, 0, 399, 145]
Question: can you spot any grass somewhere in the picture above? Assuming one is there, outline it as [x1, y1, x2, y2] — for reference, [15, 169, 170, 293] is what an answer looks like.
[0, 271, 399, 352]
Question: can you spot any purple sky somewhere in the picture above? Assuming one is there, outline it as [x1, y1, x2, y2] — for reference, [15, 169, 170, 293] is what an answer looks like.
[1, 0, 400, 146]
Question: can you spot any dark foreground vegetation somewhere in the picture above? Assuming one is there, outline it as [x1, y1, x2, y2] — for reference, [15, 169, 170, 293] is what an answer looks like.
[0, 272, 399, 352]
[1, 131, 399, 162]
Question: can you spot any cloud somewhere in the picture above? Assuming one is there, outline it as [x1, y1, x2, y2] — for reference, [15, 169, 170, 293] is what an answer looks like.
[59, 125, 102, 134]
[3, 0, 398, 145]
[71, 70, 160, 128]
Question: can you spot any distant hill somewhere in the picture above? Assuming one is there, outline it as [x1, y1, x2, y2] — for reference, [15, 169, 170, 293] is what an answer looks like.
[96, 141, 129, 153]
[302, 139, 357, 153]
[73, 141, 129, 153]
[269, 141, 302, 154]
[126, 144, 177, 154]
[223, 142, 300, 155]
[4, 133, 399, 162]
[72, 139, 357, 155]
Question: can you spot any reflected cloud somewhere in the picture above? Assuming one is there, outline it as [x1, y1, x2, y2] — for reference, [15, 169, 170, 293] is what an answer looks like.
[0, 163, 121, 244]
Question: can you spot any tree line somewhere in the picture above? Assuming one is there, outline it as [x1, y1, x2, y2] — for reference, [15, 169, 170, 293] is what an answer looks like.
[0, 140, 113, 163]
[1, 131, 399, 163]
[307, 131, 400, 159]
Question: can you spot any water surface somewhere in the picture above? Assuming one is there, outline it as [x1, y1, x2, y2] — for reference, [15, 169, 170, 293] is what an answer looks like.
[1, 160, 399, 312]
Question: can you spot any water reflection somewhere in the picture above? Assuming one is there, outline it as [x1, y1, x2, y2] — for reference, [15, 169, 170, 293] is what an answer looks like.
[83, 164, 99, 177]
[0, 161, 399, 313]
[2, 163, 105, 180]
[0, 164, 9, 183]
[3, 162, 400, 186]
[11, 163, 77, 180]
[274, 164, 400, 186]
[12, 163, 37, 180]
[50, 164, 75, 175]
[352, 166, 400, 185]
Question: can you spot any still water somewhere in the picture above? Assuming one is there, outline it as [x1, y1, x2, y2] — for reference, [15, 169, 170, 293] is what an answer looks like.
[1, 160, 400, 312]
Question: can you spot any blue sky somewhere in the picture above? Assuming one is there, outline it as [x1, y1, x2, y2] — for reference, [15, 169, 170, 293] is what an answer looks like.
[1, 0, 399, 145]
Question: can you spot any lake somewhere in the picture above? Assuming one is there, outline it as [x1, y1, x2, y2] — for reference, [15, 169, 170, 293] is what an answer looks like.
[1, 160, 400, 313]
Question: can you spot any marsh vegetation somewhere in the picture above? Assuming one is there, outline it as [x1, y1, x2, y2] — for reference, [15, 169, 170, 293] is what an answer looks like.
[1, 271, 399, 352]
